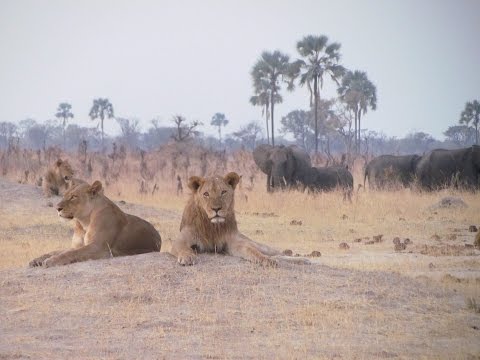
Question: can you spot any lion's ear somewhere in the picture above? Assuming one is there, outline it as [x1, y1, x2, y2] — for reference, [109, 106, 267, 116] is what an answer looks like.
[188, 176, 204, 192]
[224, 172, 240, 190]
[55, 159, 63, 167]
[89, 180, 103, 196]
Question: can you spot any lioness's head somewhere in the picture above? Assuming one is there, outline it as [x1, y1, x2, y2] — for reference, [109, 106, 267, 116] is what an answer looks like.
[54, 159, 74, 182]
[56, 180, 103, 220]
[188, 172, 240, 224]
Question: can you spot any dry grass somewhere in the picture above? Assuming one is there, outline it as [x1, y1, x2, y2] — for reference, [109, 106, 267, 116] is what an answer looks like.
[1, 174, 480, 359]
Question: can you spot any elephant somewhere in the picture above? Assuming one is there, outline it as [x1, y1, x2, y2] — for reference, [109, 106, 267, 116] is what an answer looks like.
[364, 154, 422, 190]
[415, 145, 480, 190]
[253, 144, 311, 192]
[302, 165, 354, 201]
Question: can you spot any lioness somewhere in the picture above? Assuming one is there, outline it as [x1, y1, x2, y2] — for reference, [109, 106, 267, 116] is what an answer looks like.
[170, 172, 309, 266]
[42, 159, 76, 197]
[30, 180, 161, 267]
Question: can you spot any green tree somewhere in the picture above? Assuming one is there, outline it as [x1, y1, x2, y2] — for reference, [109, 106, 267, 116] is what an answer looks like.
[89, 98, 114, 147]
[55, 102, 74, 150]
[232, 121, 263, 150]
[210, 113, 229, 144]
[292, 35, 346, 154]
[251, 50, 293, 146]
[337, 70, 377, 153]
[280, 109, 311, 149]
[459, 100, 480, 145]
[444, 125, 476, 146]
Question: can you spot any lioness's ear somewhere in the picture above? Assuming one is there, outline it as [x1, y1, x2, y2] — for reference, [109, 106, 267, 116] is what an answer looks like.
[224, 172, 240, 190]
[55, 159, 63, 167]
[89, 180, 103, 196]
[188, 176, 204, 192]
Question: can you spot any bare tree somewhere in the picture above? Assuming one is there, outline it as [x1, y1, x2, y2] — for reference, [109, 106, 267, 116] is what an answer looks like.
[171, 115, 202, 142]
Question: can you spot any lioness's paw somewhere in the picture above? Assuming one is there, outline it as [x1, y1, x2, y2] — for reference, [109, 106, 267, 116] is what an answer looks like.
[43, 256, 70, 268]
[29, 258, 43, 268]
[260, 256, 278, 268]
[177, 253, 197, 266]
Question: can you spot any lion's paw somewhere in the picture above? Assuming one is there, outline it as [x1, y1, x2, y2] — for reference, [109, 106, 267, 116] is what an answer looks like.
[177, 253, 197, 266]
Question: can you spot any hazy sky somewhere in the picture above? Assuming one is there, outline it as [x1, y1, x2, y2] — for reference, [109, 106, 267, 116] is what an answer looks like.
[1, 0, 479, 139]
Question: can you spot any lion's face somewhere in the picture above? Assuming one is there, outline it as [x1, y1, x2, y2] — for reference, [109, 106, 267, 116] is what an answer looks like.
[54, 159, 74, 182]
[189, 172, 240, 224]
[56, 181, 103, 220]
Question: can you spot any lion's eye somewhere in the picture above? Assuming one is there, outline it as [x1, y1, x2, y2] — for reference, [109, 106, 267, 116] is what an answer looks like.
[203, 192, 209, 198]
[70, 195, 77, 200]
[221, 190, 227, 196]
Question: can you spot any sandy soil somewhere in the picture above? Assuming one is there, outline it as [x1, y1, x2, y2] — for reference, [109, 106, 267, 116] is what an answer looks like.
[0, 179, 479, 359]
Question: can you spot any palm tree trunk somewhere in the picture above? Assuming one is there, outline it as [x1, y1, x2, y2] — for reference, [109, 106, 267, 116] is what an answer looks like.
[354, 110, 358, 153]
[219, 126, 222, 144]
[358, 110, 362, 153]
[265, 103, 270, 145]
[271, 92, 275, 147]
[314, 76, 318, 155]
[476, 116, 479, 145]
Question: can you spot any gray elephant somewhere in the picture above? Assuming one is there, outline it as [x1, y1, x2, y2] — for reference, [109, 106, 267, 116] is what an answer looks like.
[303, 165, 354, 201]
[416, 145, 480, 190]
[253, 144, 311, 192]
[364, 154, 422, 190]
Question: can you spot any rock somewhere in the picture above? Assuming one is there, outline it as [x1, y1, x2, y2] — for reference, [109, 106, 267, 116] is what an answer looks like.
[445, 234, 457, 241]
[394, 243, 406, 252]
[404, 238, 411, 245]
[398, 217, 406, 221]
[290, 220, 303, 226]
[46, 201, 53, 207]
[469, 225, 478, 232]
[428, 262, 435, 269]
[282, 249, 293, 256]
[373, 234, 384, 243]
[309, 250, 322, 257]
[429, 196, 468, 210]
[341, 214, 348, 220]
[255, 230, 264, 235]
[431, 234, 441, 241]
[364, 240, 375, 245]
[393, 237, 401, 245]
[353, 238, 362, 243]
[339, 242, 350, 250]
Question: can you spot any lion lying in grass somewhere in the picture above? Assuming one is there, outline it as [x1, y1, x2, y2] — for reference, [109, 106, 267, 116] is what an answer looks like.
[30, 180, 161, 267]
[170, 172, 309, 266]
[42, 159, 77, 197]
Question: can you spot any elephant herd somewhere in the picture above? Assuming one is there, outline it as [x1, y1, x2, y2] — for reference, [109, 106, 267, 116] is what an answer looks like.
[364, 145, 480, 191]
[253, 144, 353, 200]
[253, 144, 480, 195]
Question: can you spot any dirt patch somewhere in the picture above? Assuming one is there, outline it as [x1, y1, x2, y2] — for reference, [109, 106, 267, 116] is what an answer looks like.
[1, 254, 479, 359]
[1, 178, 480, 358]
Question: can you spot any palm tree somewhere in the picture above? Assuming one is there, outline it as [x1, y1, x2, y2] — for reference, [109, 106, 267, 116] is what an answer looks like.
[89, 98, 114, 148]
[55, 102, 74, 150]
[251, 50, 293, 146]
[459, 100, 480, 145]
[293, 35, 346, 154]
[210, 113, 229, 144]
[337, 70, 377, 153]
[249, 80, 282, 145]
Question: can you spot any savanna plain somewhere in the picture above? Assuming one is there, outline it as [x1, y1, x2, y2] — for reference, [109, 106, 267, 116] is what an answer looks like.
[1, 157, 479, 359]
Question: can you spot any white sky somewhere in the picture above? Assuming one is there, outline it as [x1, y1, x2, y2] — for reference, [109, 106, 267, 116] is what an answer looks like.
[0, 0, 479, 139]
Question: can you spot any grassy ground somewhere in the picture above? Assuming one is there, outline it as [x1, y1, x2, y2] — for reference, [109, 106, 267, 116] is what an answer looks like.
[0, 176, 479, 359]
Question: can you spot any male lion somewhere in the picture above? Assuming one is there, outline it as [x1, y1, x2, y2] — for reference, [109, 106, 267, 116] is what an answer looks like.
[170, 172, 309, 266]
[30, 180, 161, 267]
[42, 159, 76, 197]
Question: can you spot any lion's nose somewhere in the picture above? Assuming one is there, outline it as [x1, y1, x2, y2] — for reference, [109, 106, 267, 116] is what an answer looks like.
[211, 206, 222, 213]
[56, 206, 63, 212]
